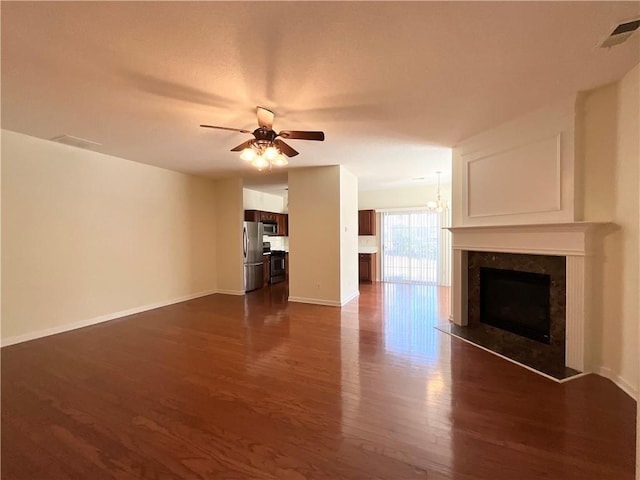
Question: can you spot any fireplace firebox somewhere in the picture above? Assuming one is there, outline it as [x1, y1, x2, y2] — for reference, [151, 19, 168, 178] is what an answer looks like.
[480, 267, 551, 344]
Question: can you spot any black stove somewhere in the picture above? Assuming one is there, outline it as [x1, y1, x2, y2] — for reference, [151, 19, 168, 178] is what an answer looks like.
[270, 250, 286, 284]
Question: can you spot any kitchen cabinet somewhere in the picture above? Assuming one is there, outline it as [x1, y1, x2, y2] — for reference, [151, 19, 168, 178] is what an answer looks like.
[263, 254, 270, 285]
[245, 210, 278, 223]
[244, 210, 288, 237]
[261, 211, 278, 223]
[359, 253, 376, 283]
[277, 213, 288, 236]
[358, 210, 376, 236]
[244, 210, 260, 222]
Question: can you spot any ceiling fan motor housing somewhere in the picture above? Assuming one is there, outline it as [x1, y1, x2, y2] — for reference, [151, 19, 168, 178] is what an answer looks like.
[253, 127, 277, 142]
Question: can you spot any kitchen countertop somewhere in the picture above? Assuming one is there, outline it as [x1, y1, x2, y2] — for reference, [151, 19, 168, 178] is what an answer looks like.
[358, 247, 378, 254]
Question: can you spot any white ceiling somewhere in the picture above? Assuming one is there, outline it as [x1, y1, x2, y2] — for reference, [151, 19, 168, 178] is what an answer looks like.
[2, 2, 639, 192]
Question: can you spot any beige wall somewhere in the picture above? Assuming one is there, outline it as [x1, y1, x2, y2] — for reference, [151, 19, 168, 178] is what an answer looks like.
[340, 167, 359, 302]
[288, 166, 342, 305]
[215, 177, 244, 294]
[582, 64, 639, 397]
[1, 130, 218, 344]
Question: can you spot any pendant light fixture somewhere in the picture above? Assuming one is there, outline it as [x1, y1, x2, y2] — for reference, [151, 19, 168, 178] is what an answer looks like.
[427, 171, 448, 212]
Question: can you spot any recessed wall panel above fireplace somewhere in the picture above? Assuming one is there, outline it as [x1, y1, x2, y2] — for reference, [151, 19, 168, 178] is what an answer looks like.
[452, 95, 577, 227]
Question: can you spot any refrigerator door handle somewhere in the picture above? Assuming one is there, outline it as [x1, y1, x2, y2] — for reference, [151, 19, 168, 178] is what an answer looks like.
[243, 227, 248, 259]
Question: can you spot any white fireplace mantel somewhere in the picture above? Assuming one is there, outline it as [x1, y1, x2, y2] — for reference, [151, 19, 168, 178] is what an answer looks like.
[447, 221, 609, 257]
[447, 221, 610, 373]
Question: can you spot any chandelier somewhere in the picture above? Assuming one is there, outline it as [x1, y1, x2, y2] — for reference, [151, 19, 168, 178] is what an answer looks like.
[427, 171, 448, 212]
[239, 141, 288, 171]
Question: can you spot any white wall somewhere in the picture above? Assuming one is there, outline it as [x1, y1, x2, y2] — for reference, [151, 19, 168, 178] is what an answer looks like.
[215, 178, 244, 294]
[242, 188, 286, 213]
[581, 65, 639, 398]
[288, 166, 345, 306]
[1, 130, 218, 344]
[340, 167, 359, 303]
[358, 183, 451, 211]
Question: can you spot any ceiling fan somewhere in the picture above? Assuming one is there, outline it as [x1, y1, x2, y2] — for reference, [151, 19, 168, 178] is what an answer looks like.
[200, 106, 324, 169]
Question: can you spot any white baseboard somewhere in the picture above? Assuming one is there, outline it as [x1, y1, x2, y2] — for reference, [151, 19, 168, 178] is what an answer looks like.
[216, 289, 245, 296]
[597, 366, 638, 400]
[340, 290, 360, 306]
[1, 289, 218, 348]
[288, 296, 342, 307]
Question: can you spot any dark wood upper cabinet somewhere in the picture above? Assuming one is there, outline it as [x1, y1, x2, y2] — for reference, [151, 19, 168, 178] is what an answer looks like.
[244, 210, 288, 237]
[277, 213, 288, 236]
[244, 210, 260, 222]
[262, 211, 278, 223]
[358, 210, 376, 236]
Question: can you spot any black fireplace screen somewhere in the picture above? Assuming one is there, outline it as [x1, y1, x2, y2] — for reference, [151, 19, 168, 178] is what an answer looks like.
[480, 267, 551, 344]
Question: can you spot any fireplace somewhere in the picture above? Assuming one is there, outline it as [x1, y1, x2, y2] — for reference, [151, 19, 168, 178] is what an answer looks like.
[445, 222, 606, 379]
[453, 250, 569, 377]
[480, 267, 551, 344]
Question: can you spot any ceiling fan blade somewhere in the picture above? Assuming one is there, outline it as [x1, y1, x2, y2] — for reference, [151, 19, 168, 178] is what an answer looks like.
[230, 139, 254, 152]
[256, 106, 275, 129]
[275, 139, 299, 157]
[278, 130, 325, 141]
[200, 124, 252, 134]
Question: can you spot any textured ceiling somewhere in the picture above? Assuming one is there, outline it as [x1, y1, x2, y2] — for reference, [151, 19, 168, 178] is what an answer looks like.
[2, 2, 639, 191]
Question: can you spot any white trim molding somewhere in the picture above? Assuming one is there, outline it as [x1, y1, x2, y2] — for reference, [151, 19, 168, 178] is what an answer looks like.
[1, 289, 218, 347]
[216, 289, 246, 296]
[597, 366, 638, 400]
[466, 134, 563, 218]
[288, 296, 343, 307]
[340, 290, 360, 306]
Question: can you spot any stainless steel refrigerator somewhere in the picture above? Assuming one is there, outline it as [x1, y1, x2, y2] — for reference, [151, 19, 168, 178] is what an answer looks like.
[243, 221, 264, 292]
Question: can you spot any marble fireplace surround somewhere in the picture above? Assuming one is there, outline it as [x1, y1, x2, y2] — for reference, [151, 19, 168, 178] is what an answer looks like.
[448, 222, 607, 376]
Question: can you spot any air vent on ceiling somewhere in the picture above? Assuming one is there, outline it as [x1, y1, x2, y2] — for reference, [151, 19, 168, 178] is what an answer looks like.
[50, 134, 102, 150]
[599, 18, 640, 48]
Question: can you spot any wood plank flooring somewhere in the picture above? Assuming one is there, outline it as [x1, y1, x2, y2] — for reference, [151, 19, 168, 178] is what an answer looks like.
[2, 282, 635, 479]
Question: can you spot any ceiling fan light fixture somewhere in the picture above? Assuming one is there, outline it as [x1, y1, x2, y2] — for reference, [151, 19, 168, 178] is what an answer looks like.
[240, 147, 257, 162]
[272, 153, 288, 167]
[263, 145, 279, 160]
[242, 142, 288, 170]
[251, 155, 269, 170]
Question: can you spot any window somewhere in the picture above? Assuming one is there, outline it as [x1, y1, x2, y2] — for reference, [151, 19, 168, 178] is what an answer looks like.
[380, 210, 442, 284]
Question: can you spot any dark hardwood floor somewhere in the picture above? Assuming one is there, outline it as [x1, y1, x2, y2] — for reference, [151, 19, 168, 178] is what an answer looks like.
[2, 282, 635, 479]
